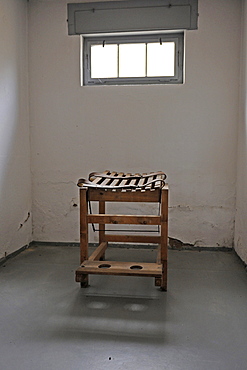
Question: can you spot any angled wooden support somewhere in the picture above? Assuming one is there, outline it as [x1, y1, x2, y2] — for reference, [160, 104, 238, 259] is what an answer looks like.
[88, 242, 108, 261]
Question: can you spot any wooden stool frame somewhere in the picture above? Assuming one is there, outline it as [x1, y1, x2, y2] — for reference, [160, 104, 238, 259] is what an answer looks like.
[75, 185, 168, 291]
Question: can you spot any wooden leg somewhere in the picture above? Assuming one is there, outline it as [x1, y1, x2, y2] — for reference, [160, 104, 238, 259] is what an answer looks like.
[80, 276, 89, 288]
[99, 200, 106, 260]
[155, 246, 162, 287]
[155, 277, 161, 287]
[160, 187, 168, 291]
[160, 261, 167, 291]
[80, 188, 89, 287]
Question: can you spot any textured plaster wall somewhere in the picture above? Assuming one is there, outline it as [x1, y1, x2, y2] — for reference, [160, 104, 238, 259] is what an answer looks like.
[0, 0, 32, 259]
[29, 0, 241, 247]
[235, 0, 247, 264]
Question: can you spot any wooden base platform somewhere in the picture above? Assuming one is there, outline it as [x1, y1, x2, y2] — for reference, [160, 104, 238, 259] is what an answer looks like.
[76, 260, 163, 278]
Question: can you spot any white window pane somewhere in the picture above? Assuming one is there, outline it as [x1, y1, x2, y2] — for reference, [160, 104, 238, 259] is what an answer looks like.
[119, 43, 146, 78]
[91, 44, 118, 78]
[147, 42, 175, 77]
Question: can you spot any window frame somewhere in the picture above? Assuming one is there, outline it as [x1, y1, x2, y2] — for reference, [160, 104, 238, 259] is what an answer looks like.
[82, 32, 184, 86]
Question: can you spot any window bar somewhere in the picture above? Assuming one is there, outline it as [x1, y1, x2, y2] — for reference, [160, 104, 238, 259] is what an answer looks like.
[145, 43, 148, 77]
[175, 43, 177, 74]
[117, 44, 120, 78]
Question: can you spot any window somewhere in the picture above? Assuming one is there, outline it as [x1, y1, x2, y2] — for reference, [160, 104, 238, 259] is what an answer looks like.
[82, 33, 184, 86]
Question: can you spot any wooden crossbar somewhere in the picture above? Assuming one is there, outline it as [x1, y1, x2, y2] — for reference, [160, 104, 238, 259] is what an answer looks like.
[88, 188, 161, 202]
[87, 215, 161, 225]
[104, 235, 161, 244]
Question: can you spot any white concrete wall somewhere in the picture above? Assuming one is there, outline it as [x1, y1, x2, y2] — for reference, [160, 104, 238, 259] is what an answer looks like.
[29, 0, 241, 247]
[235, 0, 247, 264]
[0, 0, 32, 259]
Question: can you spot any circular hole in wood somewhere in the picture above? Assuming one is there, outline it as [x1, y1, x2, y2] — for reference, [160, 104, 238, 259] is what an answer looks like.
[98, 264, 111, 269]
[80, 265, 85, 268]
[130, 265, 143, 270]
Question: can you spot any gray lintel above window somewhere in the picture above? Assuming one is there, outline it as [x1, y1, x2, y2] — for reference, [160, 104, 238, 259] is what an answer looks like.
[67, 0, 198, 36]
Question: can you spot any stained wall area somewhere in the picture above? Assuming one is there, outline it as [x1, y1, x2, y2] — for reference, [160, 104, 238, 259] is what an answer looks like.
[29, 0, 241, 249]
[0, 0, 32, 259]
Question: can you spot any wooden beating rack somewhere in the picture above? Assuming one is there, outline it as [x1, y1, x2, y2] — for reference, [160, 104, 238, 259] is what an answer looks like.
[75, 171, 169, 291]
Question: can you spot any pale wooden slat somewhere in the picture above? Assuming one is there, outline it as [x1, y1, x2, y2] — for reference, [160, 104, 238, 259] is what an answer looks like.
[118, 172, 132, 191]
[99, 171, 117, 187]
[144, 174, 155, 190]
[154, 174, 165, 189]
[90, 170, 110, 184]
[110, 171, 124, 187]
[136, 173, 147, 190]
[128, 173, 140, 192]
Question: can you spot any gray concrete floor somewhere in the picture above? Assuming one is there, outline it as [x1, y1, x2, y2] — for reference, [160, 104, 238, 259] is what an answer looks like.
[0, 245, 247, 370]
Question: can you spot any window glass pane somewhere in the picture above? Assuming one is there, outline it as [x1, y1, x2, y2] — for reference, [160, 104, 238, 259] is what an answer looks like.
[91, 44, 118, 78]
[119, 43, 146, 78]
[147, 42, 175, 77]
